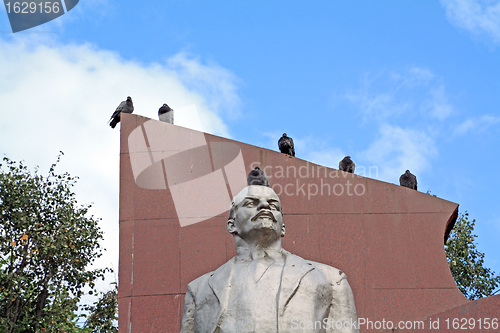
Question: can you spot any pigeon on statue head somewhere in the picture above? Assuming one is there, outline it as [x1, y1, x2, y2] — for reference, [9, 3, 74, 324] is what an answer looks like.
[247, 166, 270, 187]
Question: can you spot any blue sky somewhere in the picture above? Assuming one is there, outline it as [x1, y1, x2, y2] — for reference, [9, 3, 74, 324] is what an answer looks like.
[1, 0, 499, 293]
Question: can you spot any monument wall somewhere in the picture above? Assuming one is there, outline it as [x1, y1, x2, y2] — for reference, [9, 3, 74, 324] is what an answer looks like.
[118, 114, 498, 332]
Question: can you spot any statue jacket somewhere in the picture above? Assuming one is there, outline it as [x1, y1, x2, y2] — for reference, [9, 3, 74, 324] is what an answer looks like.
[181, 250, 359, 333]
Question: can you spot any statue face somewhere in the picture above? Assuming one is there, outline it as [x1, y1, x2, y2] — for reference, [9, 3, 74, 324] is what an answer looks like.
[229, 186, 285, 241]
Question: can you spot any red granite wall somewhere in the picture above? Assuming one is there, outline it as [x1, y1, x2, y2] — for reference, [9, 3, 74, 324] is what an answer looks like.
[118, 114, 498, 332]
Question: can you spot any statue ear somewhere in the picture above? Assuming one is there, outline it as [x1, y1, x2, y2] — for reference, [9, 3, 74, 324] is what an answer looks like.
[281, 223, 286, 237]
[227, 219, 236, 234]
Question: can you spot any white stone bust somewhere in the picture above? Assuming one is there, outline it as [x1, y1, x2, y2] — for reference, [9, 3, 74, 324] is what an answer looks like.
[181, 185, 359, 333]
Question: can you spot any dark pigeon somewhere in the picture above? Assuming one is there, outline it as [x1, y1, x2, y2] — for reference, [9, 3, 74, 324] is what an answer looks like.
[278, 133, 295, 157]
[399, 170, 417, 190]
[339, 156, 355, 174]
[247, 166, 269, 187]
[158, 103, 174, 124]
[109, 96, 134, 129]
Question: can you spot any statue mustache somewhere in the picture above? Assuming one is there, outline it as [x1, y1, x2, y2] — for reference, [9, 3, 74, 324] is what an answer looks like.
[251, 210, 277, 222]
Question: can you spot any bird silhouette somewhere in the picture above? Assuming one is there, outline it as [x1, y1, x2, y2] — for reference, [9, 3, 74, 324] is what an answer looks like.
[158, 103, 174, 124]
[247, 166, 270, 187]
[109, 96, 134, 129]
[278, 133, 295, 157]
[339, 156, 355, 173]
[399, 170, 417, 190]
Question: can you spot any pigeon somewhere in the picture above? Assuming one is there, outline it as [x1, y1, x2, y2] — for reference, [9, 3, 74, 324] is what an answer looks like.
[339, 156, 355, 173]
[399, 170, 417, 190]
[158, 103, 174, 124]
[109, 96, 134, 129]
[278, 133, 295, 157]
[247, 166, 269, 187]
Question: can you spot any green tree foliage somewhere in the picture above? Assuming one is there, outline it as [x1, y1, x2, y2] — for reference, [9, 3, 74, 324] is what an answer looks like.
[0, 154, 109, 332]
[81, 285, 118, 333]
[445, 212, 500, 300]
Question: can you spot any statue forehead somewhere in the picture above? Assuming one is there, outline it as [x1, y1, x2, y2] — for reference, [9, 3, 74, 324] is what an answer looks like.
[232, 186, 280, 206]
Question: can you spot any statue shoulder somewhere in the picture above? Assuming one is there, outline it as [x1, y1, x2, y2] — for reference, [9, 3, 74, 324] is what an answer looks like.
[186, 271, 212, 292]
[186, 257, 234, 293]
[304, 258, 348, 283]
[283, 251, 347, 282]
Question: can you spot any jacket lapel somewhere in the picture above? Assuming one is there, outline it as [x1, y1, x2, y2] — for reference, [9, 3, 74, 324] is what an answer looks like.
[207, 258, 235, 331]
[278, 252, 315, 316]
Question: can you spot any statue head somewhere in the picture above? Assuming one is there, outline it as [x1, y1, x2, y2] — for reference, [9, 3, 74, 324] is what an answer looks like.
[227, 185, 285, 246]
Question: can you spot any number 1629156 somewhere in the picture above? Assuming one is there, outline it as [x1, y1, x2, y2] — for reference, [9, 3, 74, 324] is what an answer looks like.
[4, 1, 61, 14]
[445, 317, 498, 330]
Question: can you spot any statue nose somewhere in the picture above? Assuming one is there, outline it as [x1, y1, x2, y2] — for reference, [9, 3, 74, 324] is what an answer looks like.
[257, 199, 270, 210]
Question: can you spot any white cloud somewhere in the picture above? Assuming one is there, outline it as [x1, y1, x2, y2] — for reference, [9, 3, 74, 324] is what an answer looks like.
[408, 67, 436, 82]
[307, 148, 346, 170]
[330, 67, 459, 187]
[441, 0, 500, 43]
[426, 85, 455, 120]
[453, 114, 500, 135]
[345, 67, 454, 123]
[167, 52, 242, 120]
[0, 37, 241, 281]
[345, 91, 412, 123]
[361, 125, 437, 184]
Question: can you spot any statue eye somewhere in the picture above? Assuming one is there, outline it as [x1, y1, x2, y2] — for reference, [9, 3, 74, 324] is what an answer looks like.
[243, 200, 256, 207]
